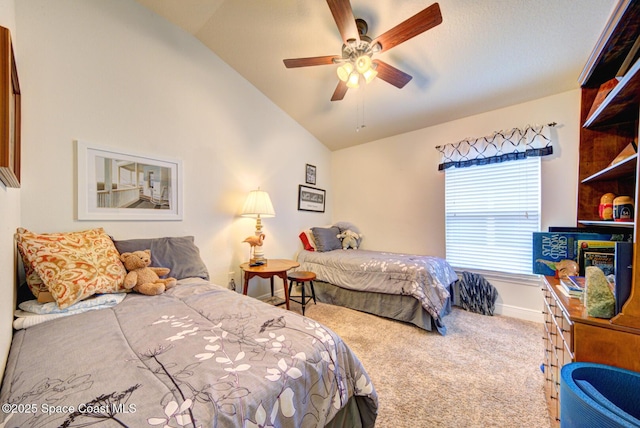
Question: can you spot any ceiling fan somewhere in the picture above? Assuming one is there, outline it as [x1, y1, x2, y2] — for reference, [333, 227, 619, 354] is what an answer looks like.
[283, 0, 442, 101]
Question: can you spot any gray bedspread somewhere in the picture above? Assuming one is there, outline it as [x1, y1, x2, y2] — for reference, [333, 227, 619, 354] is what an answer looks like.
[0, 279, 377, 427]
[296, 249, 457, 322]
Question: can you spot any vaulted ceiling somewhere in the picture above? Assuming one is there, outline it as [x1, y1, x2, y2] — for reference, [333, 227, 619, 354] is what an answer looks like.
[134, 0, 616, 150]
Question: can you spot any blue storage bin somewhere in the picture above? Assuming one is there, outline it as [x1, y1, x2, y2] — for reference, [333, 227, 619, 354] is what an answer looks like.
[560, 362, 640, 427]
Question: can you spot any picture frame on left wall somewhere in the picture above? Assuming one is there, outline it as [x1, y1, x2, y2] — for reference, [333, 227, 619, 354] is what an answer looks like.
[0, 26, 21, 188]
[76, 141, 183, 220]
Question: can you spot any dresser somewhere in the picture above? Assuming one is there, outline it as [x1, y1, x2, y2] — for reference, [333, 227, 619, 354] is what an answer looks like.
[542, 276, 640, 426]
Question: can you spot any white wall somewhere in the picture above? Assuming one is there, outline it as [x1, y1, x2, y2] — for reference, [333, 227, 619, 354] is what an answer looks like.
[332, 90, 581, 321]
[14, 0, 332, 295]
[0, 0, 18, 380]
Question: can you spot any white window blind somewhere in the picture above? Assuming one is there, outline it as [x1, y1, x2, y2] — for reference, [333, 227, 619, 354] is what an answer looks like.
[444, 156, 541, 275]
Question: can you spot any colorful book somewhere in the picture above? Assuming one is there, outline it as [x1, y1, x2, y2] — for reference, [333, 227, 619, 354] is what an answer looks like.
[577, 239, 616, 275]
[582, 251, 615, 276]
[560, 277, 584, 297]
[532, 232, 612, 276]
[567, 275, 586, 291]
[556, 282, 578, 299]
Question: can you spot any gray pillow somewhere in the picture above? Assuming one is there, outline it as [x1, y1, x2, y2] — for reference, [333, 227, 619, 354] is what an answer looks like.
[311, 226, 342, 252]
[113, 236, 209, 280]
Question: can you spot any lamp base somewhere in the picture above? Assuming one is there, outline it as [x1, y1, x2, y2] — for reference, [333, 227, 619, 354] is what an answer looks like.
[252, 245, 266, 264]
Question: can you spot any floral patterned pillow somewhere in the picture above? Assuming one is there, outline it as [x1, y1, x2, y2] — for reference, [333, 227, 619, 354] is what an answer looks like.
[15, 227, 128, 309]
[16, 237, 48, 299]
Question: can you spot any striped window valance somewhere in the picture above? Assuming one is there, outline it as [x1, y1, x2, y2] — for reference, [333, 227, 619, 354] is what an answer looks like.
[436, 123, 555, 171]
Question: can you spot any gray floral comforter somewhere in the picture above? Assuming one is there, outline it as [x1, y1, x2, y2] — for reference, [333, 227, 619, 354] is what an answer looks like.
[0, 279, 377, 427]
[297, 249, 457, 321]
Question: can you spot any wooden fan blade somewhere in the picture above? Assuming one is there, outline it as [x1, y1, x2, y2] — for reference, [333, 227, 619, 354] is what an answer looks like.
[327, 0, 360, 44]
[331, 80, 348, 101]
[373, 60, 412, 88]
[372, 3, 442, 53]
[284, 55, 341, 68]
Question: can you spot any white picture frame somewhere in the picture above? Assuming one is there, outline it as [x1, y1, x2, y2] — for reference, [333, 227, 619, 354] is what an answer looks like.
[76, 141, 182, 221]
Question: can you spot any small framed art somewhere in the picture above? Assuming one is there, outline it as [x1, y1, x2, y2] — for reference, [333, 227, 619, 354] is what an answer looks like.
[0, 26, 21, 188]
[298, 185, 325, 213]
[305, 163, 316, 185]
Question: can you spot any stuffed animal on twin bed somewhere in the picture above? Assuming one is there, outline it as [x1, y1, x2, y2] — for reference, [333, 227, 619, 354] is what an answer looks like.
[336, 230, 362, 250]
[120, 249, 177, 295]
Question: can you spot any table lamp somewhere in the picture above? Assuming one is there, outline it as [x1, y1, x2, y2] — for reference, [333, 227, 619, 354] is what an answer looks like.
[241, 189, 275, 262]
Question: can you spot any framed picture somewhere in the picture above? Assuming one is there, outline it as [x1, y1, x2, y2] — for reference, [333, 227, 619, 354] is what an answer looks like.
[298, 185, 325, 213]
[0, 26, 21, 188]
[76, 141, 183, 220]
[305, 163, 316, 185]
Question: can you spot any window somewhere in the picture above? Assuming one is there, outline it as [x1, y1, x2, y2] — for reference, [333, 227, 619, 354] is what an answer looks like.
[444, 156, 541, 275]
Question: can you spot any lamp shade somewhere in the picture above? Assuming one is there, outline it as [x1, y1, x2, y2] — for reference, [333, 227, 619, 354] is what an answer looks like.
[241, 190, 275, 218]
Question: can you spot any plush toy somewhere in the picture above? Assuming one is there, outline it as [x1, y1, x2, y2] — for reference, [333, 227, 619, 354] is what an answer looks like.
[336, 230, 362, 250]
[120, 250, 177, 295]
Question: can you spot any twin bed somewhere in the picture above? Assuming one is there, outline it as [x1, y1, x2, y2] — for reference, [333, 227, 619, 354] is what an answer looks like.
[296, 224, 459, 335]
[1, 230, 378, 428]
[296, 249, 457, 335]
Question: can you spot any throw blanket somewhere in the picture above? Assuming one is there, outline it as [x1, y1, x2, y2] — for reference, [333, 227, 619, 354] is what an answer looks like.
[454, 271, 499, 316]
[14, 293, 127, 329]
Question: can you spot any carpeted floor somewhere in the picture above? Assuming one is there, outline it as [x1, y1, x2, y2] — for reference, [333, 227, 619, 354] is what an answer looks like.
[291, 301, 551, 428]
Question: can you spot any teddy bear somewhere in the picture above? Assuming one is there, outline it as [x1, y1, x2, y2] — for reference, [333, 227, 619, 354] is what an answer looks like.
[120, 249, 177, 295]
[336, 230, 362, 250]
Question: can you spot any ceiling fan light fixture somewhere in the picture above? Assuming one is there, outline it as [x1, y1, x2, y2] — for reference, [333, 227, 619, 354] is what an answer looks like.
[355, 55, 372, 74]
[346, 71, 360, 89]
[363, 67, 378, 84]
[337, 62, 354, 82]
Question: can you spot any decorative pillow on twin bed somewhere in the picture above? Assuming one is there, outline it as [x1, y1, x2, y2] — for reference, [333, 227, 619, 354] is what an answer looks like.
[298, 229, 316, 251]
[16, 244, 48, 299]
[112, 235, 209, 280]
[15, 227, 128, 309]
[311, 226, 343, 252]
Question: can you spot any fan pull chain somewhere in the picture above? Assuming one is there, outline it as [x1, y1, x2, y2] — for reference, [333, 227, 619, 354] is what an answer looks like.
[356, 82, 366, 132]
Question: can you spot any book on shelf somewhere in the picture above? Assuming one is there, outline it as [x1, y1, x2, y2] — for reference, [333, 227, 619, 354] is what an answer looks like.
[613, 242, 633, 315]
[560, 276, 584, 298]
[577, 239, 615, 275]
[532, 232, 613, 276]
[556, 282, 576, 299]
[567, 275, 586, 291]
[583, 251, 615, 276]
[559, 281, 582, 298]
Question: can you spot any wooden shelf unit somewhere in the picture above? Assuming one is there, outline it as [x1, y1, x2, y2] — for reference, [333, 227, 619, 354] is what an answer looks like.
[542, 1, 640, 425]
[576, 0, 640, 330]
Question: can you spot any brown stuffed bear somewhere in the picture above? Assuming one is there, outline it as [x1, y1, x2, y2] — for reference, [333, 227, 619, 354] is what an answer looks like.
[120, 250, 177, 295]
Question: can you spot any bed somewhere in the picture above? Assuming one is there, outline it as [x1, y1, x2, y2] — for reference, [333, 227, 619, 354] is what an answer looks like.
[1, 229, 378, 428]
[297, 224, 458, 335]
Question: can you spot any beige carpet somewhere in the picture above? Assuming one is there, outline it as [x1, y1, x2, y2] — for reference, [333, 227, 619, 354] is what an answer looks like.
[292, 301, 551, 428]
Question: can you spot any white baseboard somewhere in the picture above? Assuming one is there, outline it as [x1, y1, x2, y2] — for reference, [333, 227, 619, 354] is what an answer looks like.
[494, 303, 543, 323]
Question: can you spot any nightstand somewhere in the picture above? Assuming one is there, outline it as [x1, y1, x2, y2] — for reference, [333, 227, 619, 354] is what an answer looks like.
[240, 259, 300, 309]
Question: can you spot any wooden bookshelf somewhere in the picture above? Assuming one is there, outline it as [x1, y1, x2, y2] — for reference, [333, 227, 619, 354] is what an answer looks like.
[576, 0, 640, 330]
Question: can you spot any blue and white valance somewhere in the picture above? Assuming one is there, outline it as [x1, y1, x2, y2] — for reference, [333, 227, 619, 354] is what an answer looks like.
[436, 123, 555, 171]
